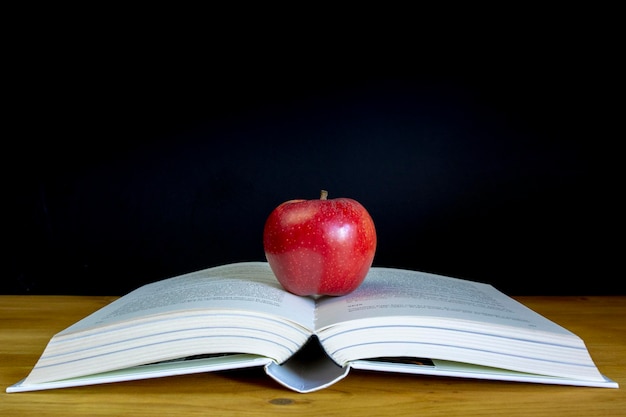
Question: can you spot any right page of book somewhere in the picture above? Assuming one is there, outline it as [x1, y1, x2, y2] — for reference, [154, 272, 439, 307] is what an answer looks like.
[315, 267, 572, 336]
[313, 267, 607, 383]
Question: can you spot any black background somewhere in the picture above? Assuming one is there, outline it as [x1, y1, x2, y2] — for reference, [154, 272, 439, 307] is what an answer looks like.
[4, 15, 622, 296]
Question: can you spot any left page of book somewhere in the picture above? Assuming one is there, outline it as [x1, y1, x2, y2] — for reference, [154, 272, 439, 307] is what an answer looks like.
[7, 354, 272, 393]
[19, 262, 315, 386]
[60, 262, 314, 333]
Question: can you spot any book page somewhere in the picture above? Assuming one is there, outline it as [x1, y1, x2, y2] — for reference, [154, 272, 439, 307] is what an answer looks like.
[7, 355, 274, 393]
[61, 262, 315, 334]
[314, 267, 572, 337]
[349, 359, 619, 389]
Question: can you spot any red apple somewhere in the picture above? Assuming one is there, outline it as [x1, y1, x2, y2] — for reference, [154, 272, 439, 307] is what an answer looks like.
[263, 190, 377, 296]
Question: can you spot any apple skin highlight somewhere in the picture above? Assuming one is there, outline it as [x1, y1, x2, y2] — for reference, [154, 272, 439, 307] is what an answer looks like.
[263, 191, 377, 296]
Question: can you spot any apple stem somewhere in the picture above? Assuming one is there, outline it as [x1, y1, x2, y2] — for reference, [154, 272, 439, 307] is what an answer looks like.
[320, 190, 328, 200]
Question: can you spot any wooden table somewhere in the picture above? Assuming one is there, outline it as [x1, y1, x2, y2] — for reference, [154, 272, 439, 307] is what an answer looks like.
[1, 295, 624, 416]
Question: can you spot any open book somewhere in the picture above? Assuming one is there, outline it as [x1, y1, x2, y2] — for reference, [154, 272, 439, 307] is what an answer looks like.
[7, 262, 617, 393]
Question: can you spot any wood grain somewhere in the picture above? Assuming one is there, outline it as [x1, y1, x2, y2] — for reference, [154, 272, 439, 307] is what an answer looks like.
[1, 295, 624, 417]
